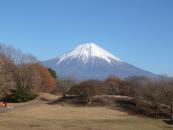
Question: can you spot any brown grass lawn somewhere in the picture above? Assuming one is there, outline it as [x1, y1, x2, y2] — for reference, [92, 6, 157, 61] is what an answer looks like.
[0, 93, 173, 130]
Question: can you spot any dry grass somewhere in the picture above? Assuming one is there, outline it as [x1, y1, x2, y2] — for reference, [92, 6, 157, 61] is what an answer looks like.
[0, 93, 173, 130]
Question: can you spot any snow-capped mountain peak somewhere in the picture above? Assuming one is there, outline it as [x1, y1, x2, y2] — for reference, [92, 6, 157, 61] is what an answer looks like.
[42, 42, 156, 80]
[57, 43, 122, 64]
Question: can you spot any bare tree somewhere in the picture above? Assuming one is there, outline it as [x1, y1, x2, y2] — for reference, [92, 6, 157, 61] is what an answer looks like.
[0, 44, 37, 65]
[69, 80, 104, 104]
[0, 54, 15, 98]
[126, 76, 149, 105]
[162, 79, 173, 120]
[58, 78, 76, 97]
[15, 63, 41, 93]
[142, 79, 163, 118]
[105, 75, 124, 95]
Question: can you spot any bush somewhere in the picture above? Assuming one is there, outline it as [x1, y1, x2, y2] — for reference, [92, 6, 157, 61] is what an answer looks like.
[3, 87, 38, 103]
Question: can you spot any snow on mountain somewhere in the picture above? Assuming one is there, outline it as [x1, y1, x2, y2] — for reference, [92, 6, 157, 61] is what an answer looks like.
[57, 43, 122, 64]
[42, 43, 157, 80]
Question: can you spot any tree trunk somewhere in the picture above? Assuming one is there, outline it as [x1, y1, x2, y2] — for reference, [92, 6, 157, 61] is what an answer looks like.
[170, 105, 173, 120]
[111, 85, 114, 96]
[87, 96, 92, 104]
[154, 106, 158, 118]
[88, 99, 91, 104]
[63, 93, 66, 98]
[117, 86, 120, 95]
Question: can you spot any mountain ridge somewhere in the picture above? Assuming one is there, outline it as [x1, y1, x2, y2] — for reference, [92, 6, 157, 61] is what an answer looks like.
[42, 43, 157, 80]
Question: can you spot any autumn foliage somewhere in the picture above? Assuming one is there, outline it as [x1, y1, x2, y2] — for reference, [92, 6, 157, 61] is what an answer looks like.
[33, 64, 57, 92]
[0, 44, 57, 102]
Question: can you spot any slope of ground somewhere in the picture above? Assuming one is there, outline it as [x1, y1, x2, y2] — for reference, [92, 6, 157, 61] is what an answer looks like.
[0, 93, 172, 130]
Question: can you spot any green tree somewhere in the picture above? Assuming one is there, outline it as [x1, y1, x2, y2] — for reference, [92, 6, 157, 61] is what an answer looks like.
[48, 68, 57, 79]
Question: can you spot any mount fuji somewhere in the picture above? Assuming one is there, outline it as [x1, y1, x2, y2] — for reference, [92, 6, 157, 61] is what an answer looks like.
[42, 43, 156, 80]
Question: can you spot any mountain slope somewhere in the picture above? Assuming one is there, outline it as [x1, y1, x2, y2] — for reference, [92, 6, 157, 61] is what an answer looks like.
[42, 43, 156, 80]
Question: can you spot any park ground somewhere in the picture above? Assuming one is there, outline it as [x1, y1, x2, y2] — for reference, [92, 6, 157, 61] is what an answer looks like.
[0, 93, 173, 130]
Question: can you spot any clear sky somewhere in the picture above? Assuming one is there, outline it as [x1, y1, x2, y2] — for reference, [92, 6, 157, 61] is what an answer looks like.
[0, 0, 173, 76]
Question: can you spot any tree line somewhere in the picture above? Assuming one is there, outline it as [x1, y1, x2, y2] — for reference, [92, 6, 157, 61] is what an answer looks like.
[61, 76, 173, 120]
[0, 44, 57, 102]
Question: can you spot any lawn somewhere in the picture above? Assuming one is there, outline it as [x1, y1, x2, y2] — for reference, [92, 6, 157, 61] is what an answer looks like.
[0, 93, 172, 130]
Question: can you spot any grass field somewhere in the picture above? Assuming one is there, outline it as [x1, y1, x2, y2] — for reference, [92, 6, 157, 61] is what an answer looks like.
[0, 93, 173, 130]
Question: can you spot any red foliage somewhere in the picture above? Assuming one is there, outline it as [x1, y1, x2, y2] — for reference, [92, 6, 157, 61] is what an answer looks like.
[34, 64, 57, 92]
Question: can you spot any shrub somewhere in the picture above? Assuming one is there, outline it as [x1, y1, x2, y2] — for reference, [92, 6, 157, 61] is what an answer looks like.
[3, 87, 38, 103]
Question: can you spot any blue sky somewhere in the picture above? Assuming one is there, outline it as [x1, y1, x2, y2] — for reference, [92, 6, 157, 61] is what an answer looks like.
[0, 0, 173, 75]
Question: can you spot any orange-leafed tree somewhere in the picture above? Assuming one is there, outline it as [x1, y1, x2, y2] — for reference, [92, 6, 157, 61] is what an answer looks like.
[33, 64, 57, 92]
